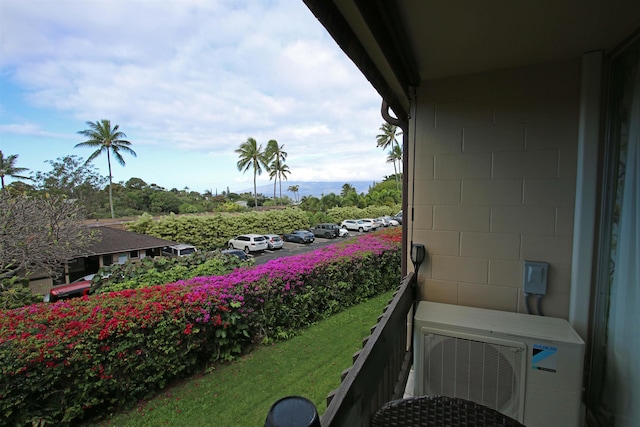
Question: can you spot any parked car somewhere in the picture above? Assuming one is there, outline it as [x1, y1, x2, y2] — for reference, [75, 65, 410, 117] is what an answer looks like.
[392, 211, 402, 225]
[221, 249, 251, 260]
[49, 272, 114, 302]
[282, 230, 315, 244]
[228, 234, 269, 253]
[263, 234, 284, 250]
[49, 281, 91, 302]
[360, 218, 382, 229]
[372, 218, 386, 228]
[377, 217, 390, 227]
[341, 219, 372, 232]
[310, 223, 340, 239]
[379, 216, 399, 226]
[338, 227, 349, 237]
[162, 244, 197, 257]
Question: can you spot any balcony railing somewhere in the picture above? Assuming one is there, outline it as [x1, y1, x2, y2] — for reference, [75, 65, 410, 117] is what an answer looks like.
[320, 273, 415, 427]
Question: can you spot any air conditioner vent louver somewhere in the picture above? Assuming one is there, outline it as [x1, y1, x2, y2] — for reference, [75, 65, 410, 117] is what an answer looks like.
[413, 301, 585, 427]
[422, 333, 524, 421]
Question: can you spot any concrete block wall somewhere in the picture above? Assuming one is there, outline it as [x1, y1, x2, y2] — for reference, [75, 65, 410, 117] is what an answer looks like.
[409, 59, 580, 318]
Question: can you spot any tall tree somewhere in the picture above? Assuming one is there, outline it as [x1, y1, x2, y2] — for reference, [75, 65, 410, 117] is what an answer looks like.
[320, 193, 341, 210]
[341, 183, 356, 198]
[299, 195, 320, 211]
[75, 119, 137, 218]
[235, 137, 267, 209]
[269, 163, 291, 203]
[276, 163, 291, 202]
[265, 140, 288, 205]
[0, 151, 31, 191]
[288, 184, 300, 203]
[376, 122, 403, 189]
[342, 190, 365, 208]
[386, 145, 403, 191]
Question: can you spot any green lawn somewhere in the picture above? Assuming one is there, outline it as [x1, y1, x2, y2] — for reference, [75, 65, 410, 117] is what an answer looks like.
[88, 289, 395, 427]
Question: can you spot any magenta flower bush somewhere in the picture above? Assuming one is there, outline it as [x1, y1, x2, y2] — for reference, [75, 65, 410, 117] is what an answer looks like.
[0, 228, 401, 426]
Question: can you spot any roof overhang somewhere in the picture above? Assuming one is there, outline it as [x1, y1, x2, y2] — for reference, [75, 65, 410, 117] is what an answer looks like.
[303, 0, 640, 119]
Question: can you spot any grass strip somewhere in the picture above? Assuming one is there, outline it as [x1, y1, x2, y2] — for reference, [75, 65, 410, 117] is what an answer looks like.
[89, 289, 395, 427]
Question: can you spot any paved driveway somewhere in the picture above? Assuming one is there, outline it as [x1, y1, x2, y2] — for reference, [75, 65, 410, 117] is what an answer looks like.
[251, 232, 366, 265]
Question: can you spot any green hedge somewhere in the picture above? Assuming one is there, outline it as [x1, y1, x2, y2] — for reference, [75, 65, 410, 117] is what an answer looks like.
[126, 209, 310, 251]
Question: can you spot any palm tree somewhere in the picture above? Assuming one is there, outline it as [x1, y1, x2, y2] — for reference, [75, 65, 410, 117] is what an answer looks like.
[276, 163, 291, 202]
[269, 163, 291, 202]
[342, 191, 364, 208]
[268, 167, 278, 203]
[265, 140, 288, 205]
[288, 184, 300, 203]
[75, 119, 136, 218]
[386, 144, 403, 191]
[376, 122, 402, 150]
[376, 122, 403, 188]
[236, 137, 268, 209]
[0, 151, 31, 192]
[341, 183, 356, 198]
[320, 193, 341, 210]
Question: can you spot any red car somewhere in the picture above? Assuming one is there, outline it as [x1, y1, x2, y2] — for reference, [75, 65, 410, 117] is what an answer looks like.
[49, 277, 92, 302]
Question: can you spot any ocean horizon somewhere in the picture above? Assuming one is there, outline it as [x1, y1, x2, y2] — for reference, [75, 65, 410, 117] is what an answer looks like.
[235, 180, 378, 199]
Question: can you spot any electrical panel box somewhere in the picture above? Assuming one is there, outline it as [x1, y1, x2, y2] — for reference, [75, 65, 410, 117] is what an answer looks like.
[523, 261, 548, 294]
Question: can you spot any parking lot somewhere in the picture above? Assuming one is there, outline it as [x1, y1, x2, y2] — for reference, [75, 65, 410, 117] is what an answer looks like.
[251, 232, 366, 265]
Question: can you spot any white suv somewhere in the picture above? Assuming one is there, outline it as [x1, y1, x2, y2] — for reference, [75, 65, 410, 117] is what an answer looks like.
[361, 218, 382, 229]
[228, 234, 268, 253]
[341, 219, 372, 232]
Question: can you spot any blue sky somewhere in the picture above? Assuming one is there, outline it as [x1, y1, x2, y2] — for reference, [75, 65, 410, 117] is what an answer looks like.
[0, 0, 392, 194]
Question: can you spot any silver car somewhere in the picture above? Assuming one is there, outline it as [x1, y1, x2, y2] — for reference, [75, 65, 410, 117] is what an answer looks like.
[377, 217, 391, 227]
[263, 234, 284, 250]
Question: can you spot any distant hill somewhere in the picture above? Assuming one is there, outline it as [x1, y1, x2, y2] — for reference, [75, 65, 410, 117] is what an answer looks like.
[236, 181, 376, 199]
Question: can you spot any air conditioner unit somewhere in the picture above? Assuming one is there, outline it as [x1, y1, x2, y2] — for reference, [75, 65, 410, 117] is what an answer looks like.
[413, 301, 585, 427]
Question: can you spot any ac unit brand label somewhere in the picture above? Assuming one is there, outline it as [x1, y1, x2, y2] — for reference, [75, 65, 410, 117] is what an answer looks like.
[532, 344, 558, 373]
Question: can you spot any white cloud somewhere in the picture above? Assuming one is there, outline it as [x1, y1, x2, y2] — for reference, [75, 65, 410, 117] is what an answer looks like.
[0, 0, 390, 191]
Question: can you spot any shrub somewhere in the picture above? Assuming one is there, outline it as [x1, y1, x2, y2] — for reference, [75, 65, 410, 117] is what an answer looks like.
[0, 228, 401, 426]
[305, 210, 334, 225]
[126, 209, 310, 250]
[217, 201, 245, 212]
[0, 277, 43, 310]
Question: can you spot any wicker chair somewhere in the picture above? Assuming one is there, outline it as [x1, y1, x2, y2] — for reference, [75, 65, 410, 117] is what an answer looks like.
[370, 395, 525, 427]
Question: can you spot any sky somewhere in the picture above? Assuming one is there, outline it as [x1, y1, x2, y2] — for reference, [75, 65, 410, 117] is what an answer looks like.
[0, 0, 393, 195]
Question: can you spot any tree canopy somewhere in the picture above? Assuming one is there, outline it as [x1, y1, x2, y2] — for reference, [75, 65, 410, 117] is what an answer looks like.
[0, 194, 97, 281]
